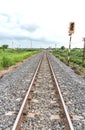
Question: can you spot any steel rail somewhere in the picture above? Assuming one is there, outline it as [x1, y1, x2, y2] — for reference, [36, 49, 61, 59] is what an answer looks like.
[12, 55, 43, 130]
[47, 54, 74, 130]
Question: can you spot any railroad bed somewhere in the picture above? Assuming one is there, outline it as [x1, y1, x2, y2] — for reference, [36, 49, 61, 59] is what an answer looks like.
[12, 52, 73, 130]
[0, 53, 42, 130]
[20, 53, 67, 129]
[0, 51, 85, 130]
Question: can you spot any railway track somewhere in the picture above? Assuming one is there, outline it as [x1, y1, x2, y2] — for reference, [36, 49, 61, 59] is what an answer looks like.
[12, 52, 74, 130]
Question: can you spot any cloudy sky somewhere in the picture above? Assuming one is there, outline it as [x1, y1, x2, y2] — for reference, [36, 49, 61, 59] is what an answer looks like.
[0, 0, 85, 48]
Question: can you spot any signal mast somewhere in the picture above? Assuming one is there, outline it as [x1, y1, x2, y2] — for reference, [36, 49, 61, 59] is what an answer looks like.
[68, 22, 75, 65]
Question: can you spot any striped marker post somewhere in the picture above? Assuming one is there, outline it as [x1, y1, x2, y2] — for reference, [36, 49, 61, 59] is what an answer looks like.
[68, 34, 72, 65]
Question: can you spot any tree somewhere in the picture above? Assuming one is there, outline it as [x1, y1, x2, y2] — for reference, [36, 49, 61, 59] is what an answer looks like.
[61, 46, 65, 50]
[2, 44, 8, 51]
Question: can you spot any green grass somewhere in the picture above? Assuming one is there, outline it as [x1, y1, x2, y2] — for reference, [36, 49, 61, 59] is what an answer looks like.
[52, 48, 84, 65]
[52, 48, 85, 77]
[0, 48, 40, 70]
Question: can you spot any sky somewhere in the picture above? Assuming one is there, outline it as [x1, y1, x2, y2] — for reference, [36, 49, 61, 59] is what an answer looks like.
[0, 0, 85, 48]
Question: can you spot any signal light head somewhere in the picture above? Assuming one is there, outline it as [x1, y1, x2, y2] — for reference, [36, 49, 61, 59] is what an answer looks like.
[69, 22, 75, 35]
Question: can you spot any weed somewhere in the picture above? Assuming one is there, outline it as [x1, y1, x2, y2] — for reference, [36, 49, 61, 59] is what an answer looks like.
[1, 56, 10, 68]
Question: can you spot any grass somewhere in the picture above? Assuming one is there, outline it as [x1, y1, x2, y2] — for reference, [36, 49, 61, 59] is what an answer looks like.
[52, 48, 85, 77]
[0, 48, 40, 70]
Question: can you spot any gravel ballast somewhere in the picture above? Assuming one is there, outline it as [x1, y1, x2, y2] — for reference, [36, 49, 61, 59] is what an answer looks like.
[21, 53, 66, 130]
[49, 53, 85, 130]
[0, 51, 85, 130]
[0, 53, 42, 130]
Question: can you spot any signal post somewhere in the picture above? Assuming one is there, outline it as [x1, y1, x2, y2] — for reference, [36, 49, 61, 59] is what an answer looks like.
[68, 22, 75, 65]
[82, 38, 85, 64]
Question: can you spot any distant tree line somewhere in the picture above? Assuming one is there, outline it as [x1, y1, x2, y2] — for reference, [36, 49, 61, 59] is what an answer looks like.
[0, 44, 8, 51]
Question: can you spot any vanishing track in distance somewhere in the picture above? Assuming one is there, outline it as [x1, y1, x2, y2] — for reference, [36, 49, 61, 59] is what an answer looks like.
[12, 51, 74, 130]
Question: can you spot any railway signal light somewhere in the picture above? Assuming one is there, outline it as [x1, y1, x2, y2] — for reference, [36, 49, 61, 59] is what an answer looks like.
[69, 22, 75, 35]
[68, 22, 75, 65]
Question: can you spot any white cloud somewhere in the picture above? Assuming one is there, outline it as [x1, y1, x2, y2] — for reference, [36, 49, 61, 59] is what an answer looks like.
[0, 0, 85, 48]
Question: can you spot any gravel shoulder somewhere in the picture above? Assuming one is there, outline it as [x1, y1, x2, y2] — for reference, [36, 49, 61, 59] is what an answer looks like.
[0, 52, 85, 130]
[0, 53, 42, 130]
[49, 53, 85, 130]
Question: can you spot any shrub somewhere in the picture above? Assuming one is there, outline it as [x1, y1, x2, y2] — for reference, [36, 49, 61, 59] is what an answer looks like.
[82, 64, 85, 68]
[61, 46, 65, 50]
[1, 56, 10, 68]
[59, 57, 65, 62]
